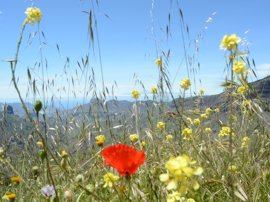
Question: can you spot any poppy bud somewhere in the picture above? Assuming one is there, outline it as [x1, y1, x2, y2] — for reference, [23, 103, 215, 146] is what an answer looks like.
[34, 100, 42, 113]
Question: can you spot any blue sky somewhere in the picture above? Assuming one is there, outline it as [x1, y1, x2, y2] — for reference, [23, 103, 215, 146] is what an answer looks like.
[0, 0, 269, 101]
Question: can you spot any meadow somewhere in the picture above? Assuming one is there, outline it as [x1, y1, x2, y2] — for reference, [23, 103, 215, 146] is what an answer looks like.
[1, 1, 270, 202]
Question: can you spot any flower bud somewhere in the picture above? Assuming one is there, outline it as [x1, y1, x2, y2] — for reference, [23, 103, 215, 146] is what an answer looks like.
[34, 100, 43, 113]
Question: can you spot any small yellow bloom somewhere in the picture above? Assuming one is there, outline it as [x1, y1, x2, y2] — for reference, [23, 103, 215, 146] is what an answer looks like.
[155, 58, 162, 67]
[131, 90, 140, 99]
[151, 86, 158, 94]
[95, 135, 106, 146]
[166, 191, 181, 202]
[182, 128, 192, 140]
[205, 107, 212, 115]
[220, 34, 241, 50]
[129, 134, 139, 143]
[2, 192, 16, 201]
[233, 61, 246, 74]
[37, 140, 44, 148]
[166, 134, 173, 141]
[157, 121, 166, 130]
[219, 126, 234, 137]
[228, 165, 238, 173]
[242, 99, 251, 108]
[60, 149, 68, 158]
[200, 113, 208, 120]
[180, 78, 191, 90]
[205, 127, 212, 134]
[241, 136, 250, 148]
[193, 118, 200, 126]
[103, 172, 119, 188]
[199, 89, 205, 96]
[237, 85, 248, 94]
[10, 176, 22, 184]
[141, 141, 146, 147]
[25, 7, 42, 24]
[186, 117, 193, 125]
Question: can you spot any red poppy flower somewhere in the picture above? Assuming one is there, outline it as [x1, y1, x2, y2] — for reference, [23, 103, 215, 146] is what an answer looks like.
[101, 144, 146, 176]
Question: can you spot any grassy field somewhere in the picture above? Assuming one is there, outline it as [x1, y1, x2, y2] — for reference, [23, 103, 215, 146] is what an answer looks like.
[1, 2, 270, 202]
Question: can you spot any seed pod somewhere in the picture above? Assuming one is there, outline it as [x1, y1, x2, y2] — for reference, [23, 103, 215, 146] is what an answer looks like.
[34, 100, 43, 113]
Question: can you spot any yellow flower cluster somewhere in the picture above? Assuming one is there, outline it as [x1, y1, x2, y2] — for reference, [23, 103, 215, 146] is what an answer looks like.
[218, 126, 234, 137]
[157, 121, 166, 130]
[166, 134, 174, 141]
[160, 155, 203, 197]
[131, 90, 140, 99]
[180, 78, 191, 90]
[241, 136, 250, 148]
[228, 165, 238, 173]
[103, 172, 119, 188]
[167, 191, 195, 202]
[182, 128, 192, 140]
[25, 7, 42, 24]
[200, 113, 208, 120]
[237, 85, 248, 94]
[95, 135, 106, 146]
[233, 61, 246, 74]
[151, 86, 158, 94]
[220, 34, 241, 50]
[129, 134, 139, 143]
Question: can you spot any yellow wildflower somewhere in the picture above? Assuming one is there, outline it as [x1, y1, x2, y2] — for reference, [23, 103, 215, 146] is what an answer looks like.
[182, 128, 192, 140]
[160, 155, 203, 194]
[186, 117, 193, 125]
[25, 7, 42, 24]
[129, 134, 139, 143]
[237, 85, 248, 94]
[193, 118, 200, 126]
[220, 34, 241, 50]
[200, 113, 208, 120]
[95, 135, 106, 146]
[157, 121, 166, 130]
[233, 61, 246, 74]
[37, 140, 44, 148]
[166, 191, 181, 202]
[151, 86, 158, 94]
[2, 192, 16, 201]
[180, 78, 191, 90]
[205, 107, 212, 115]
[10, 176, 22, 184]
[103, 172, 119, 188]
[131, 90, 140, 99]
[155, 58, 162, 67]
[60, 149, 68, 158]
[219, 126, 234, 137]
[228, 165, 238, 173]
[241, 136, 250, 148]
[141, 141, 146, 147]
[199, 89, 205, 96]
[205, 127, 212, 134]
[166, 134, 174, 141]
